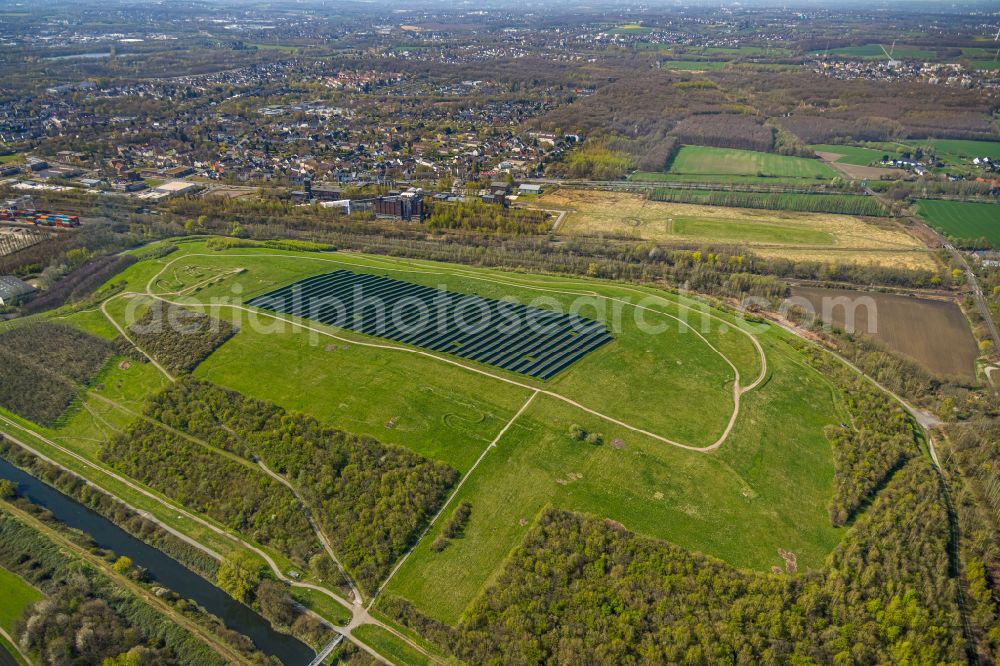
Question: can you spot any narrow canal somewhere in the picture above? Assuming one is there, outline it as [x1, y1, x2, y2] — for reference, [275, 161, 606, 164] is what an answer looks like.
[0, 457, 315, 665]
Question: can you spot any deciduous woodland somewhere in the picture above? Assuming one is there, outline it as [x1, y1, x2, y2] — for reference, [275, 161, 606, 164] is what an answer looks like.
[426, 199, 551, 234]
[386, 460, 964, 665]
[144, 378, 458, 594]
[0, 323, 114, 425]
[100, 418, 320, 564]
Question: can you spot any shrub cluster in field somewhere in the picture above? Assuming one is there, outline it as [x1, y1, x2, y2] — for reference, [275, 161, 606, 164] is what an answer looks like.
[0, 322, 115, 425]
[431, 501, 472, 552]
[0, 509, 233, 666]
[426, 199, 550, 235]
[144, 378, 459, 595]
[648, 188, 888, 216]
[99, 419, 319, 565]
[128, 302, 236, 374]
[385, 459, 964, 665]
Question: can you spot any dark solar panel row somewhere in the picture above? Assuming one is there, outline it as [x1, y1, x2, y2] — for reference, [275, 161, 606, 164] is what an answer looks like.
[246, 270, 613, 380]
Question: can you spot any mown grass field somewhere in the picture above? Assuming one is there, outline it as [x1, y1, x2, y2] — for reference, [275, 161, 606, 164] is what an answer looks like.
[387, 330, 843, 624]
[915, 139, 1000, 164]
[916, 199, 1000, 247]
[538, 189, 934, 269]
[0, 567, 41, 632]
[811, 144, 889, 166]
[0, 239, 863, 641]
[636, 145, 839, 185]
[353, 625, 430, 666]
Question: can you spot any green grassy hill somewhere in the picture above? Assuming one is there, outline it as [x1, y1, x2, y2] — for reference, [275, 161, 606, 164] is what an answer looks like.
[2, 239, 851, 638]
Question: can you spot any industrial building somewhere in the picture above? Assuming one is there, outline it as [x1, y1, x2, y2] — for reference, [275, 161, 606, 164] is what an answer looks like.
[0, 276, 36, 306]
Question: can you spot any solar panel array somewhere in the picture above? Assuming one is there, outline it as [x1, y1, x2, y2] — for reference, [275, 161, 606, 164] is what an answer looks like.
[246, 270, 612, 380]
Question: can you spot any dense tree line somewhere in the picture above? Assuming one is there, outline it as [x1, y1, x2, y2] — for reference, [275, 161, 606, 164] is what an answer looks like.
[128, 302, 237, 375]
[636, 136, 680, 172]
[385, 458, 965, 665]
[785, 337, 923, 525]
[0, 436, 219, 580]
[426, 200, 550, 235]
[547, 138, 636, 180]
[826, 381, 919, 525]
[670, 114, 775, 153]
[648, 188, 888, 216]
[0, 322, 115, 425]
[940, 429, 1000, 665]
[0, 509, 235, 666]
[99, 419, 319, 565]
[143, 378, 459, 594]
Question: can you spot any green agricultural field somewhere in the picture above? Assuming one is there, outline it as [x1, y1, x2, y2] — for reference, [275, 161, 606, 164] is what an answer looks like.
[671, 216, 834, 245]
[812, 44, 935, 59]
[916, 199, 1000, 248]
[968, 60, 1000, 71]
[916, 139, 1000, 163]
[0, 566, 42, 631]
[353, 625, 430, 666]
[660, 60, 727, 70]
[811, 144, 888, 166]
[658, 145, 838, 184]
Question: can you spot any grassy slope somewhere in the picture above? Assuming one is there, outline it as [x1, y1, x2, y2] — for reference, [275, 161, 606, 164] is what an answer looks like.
[666, 145, 838, 182]
[386, 326, 841, 624]
[917, 199, 1000, 246]
[1, 241, 845, 637]
[0, 567, 42, 631]
[158, 248, 757, 463]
